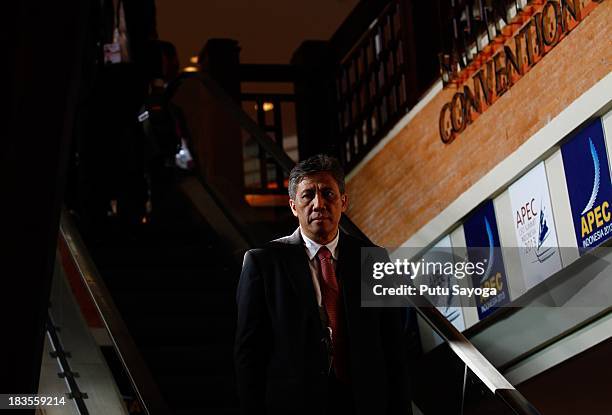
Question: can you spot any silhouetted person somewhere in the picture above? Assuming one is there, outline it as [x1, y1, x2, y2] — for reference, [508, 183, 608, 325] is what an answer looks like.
[76, 0, 158, 234]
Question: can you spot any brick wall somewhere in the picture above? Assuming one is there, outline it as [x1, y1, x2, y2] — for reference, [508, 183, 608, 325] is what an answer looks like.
[346, 1, 612, 247]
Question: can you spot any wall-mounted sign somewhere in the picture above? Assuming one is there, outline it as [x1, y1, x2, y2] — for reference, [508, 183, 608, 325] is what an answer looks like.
[508, 162, 563, 289]
[438, 0, 603, 143]
[421, 235, 466, 331]
[562, 118, 612, 253]
[418, 235, 466, 351]
[463, 200, 510, 319]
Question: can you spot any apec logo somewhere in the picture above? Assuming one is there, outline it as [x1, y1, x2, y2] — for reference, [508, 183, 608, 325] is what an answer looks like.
[463, 200, 509, 320]
[561, 118, 612, 252]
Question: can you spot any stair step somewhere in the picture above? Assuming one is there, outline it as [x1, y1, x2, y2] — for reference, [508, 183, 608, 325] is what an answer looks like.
[98, 253, 224, 269]
[102, 265, 238, 282]
[112, 290, 237, 317]
[103, 273, 237, 297]
[155, 374, 238, 408]
[141, 345, 234, 375]
[125, 316, 236, 347]
[173, 408, 239, 415]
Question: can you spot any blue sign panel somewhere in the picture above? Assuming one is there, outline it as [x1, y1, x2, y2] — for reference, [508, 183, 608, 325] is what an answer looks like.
[463, 200, 510, 319]
[561, 118, 612, 253]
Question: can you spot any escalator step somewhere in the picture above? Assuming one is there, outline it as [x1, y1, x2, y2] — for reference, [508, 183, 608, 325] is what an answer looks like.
[112, 290, 237, 317]
[155, 374, 238, 408]
[141, 344, 234, 376]
[125, 316, 236, 347]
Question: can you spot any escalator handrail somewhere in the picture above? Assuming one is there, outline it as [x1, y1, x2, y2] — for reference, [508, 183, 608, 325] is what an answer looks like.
[187, 71, 541, 415]
[59, 210, 170, 415]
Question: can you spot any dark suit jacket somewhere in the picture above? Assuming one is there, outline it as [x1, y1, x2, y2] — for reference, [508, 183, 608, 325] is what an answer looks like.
[235, 228, 411, 415]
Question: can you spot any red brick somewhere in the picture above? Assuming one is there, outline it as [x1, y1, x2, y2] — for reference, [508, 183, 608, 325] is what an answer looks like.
[347, 1, 612, 246]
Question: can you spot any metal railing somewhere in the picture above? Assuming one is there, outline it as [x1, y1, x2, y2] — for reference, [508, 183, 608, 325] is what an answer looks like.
[195, 70, 542, 415]
[239, 64, 297, 194]
[58, 211, 170, 415]
[240, 92, 295, 193]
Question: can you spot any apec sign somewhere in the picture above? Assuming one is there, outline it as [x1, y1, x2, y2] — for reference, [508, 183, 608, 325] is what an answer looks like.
[508, 162, 562, 290]
[463, 200, 510, 319]
[561, 118, 612, 252]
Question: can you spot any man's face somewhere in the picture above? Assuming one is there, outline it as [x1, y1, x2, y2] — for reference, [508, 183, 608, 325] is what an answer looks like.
[289, 172, 348, 245]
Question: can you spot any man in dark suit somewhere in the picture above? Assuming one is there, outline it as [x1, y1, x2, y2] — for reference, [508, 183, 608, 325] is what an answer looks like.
[235, 154, 411, 414]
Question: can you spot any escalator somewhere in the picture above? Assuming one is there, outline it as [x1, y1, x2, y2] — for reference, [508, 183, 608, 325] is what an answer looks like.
[62, 69, 545, 415]
[79, 183, 241, 414]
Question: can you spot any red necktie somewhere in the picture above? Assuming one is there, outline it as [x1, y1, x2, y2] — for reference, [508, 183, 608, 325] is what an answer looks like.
[317, 246, 349, 382]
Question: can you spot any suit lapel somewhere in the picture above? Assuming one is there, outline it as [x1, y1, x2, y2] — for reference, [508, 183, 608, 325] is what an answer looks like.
[280, 229, 363, 329]
[336, 232, 360, 331]
[282, 229, 321, 323]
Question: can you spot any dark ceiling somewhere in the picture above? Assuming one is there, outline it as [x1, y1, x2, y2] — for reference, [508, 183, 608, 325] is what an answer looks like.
[157, 0, 358, 67]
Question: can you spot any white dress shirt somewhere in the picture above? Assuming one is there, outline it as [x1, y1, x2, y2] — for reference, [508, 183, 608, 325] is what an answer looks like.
[300, 228, 340, 306]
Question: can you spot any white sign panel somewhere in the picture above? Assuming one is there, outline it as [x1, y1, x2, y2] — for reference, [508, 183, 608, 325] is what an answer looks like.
[508, 162, 562, 290]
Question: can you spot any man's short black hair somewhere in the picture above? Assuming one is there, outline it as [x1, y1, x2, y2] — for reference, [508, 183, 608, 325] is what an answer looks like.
[288, 154, 345, 199]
